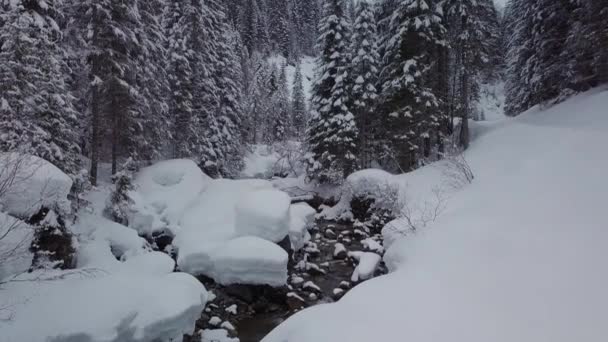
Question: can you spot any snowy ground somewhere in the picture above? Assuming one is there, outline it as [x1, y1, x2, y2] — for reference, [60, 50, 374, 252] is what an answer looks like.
[264, 90, 608, 342]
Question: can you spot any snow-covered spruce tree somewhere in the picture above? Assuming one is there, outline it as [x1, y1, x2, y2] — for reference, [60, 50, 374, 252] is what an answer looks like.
[29, 208, 75, 271]
[165, 0, 197, 159]
[379, 0, 446, 171]
[268, 0, 291, 58]
[504, 0, 534, 116]
[67, 0, 141, 184]
[305, 0, 358, 183]
[350, 0, 380, 168]
[239, 0, 271, 55]
[292, 60, 308, 139]
[104, 158, 136, 225]
[563, 0, 608, 94]
[290, 0, 322, 54]
[271, 63, 292, 142]
[444, 0, 497, 149]
[132, 0, 170, 162]
[209, 0, 246, 178]
[0, 0, 81, 175]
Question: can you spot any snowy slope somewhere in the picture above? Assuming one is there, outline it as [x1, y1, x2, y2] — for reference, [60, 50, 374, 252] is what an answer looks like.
[264, 90, 608, 342]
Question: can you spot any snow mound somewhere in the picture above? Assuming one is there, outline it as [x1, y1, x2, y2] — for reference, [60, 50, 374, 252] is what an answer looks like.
[0, 272, 207, 342]
[211, 236, 288, 286]
[320, 169, 400, 220]
[348, 251, 381, 282]
[235, 189, 291, 242]
[132, 159, 211, 235]
[0, 153, 72, 218]
[175, 179, 290, 286]
[288, 203, 316, 250]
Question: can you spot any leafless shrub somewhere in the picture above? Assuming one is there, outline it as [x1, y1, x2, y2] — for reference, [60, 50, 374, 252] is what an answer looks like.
[271, 142, 306, 177]
[384, 186, 448, 238]
[442, 149, 475, 190]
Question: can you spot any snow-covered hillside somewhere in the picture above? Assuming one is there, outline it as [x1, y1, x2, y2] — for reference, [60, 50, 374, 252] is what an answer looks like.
[264, 90, 608, 342]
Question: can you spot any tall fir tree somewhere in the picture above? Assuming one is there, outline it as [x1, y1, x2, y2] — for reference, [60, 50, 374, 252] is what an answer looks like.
[305, 0, 358, 183]
[350, 0, 380, 168]
[379, 0, 446, 171]
[292, 60, 308, 139]
[0, 0, 81, 175]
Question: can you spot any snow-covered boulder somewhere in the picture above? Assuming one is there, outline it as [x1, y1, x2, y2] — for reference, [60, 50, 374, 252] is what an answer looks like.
[0, 153, 72, 218]
[349, 251, 381, 282]
[132, 159, 211, 234]
[320, 169, 400, 220]
[289, 203, 316, 250]
[235, 189, 291, 242]
[175, 179, 290, 286]
[0, 272, 207, 342]
[211, 236, 288, 286]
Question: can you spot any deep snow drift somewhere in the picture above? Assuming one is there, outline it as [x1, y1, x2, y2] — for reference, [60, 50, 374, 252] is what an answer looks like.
[264, 90, 608, 342]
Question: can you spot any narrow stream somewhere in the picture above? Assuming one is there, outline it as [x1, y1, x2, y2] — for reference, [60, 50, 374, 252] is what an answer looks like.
[192, 220, 387, 341]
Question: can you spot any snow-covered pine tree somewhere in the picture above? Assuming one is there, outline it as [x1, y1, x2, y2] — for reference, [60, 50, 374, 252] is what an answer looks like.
[504, 0, 535, 116]
[239, 0, 271, 55]
[268, 0, 291, 58]
[526, 0, 572, 106]
[104, 158, 136, 225]
[165, 0, 197, 159]
[270, 63, 292, 142]
[564, 0, 608, 94]
[292, 60, 308, 139]
[68, 0, 141, 184]
[444, 0, 497, 149]
[0, 0, 81, 175]
[132, 0, 170, 162]
[290, 0, 322, 55]
[208, 0, 246, 178]
[305, 0, 358, 183]
[379, 0, 446, 171]
[350, 0, 380, 168]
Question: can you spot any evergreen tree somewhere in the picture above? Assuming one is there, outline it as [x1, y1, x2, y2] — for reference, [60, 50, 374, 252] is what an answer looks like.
[379, 0, 446, 171]
[0, 0, 81, 175]
[268, 0, 291, 57]
[305, 0, 358, 183]
[444, 0, 497, 148]
[68, 0, 141, 184]
[209, 0, 246, 178]
[350, 0, 380, 168]
[292, 60, 308, 138]
[165, 0, 197, 159]
[104, 158, 136, 225]
[271, 63, 292, 142]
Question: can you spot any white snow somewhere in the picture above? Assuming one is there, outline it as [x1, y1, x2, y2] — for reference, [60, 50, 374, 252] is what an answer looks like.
[288, 202, 316, 250]
[235, 189, 291, 242]
[200, 329, 239, 342]
[264, 90, 608, 342]
[131, 159, 211, 235]
[333, 243, 347, 258]
[0, 212, 33, 280]
[348, 251, 381, 282]
[0, 153, 72, 218]
[361, 238, 384, 254]
[0, 271, 207, 342]
[210, 236, 288, 286]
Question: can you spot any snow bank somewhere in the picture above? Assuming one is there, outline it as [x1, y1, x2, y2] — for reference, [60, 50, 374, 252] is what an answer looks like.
[0, 272, 207, 342]
[0, 153, 72, 218]
[131, 159, 211, 235]
[264, 90, 608, 342]
[235, 189, 291, 242]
